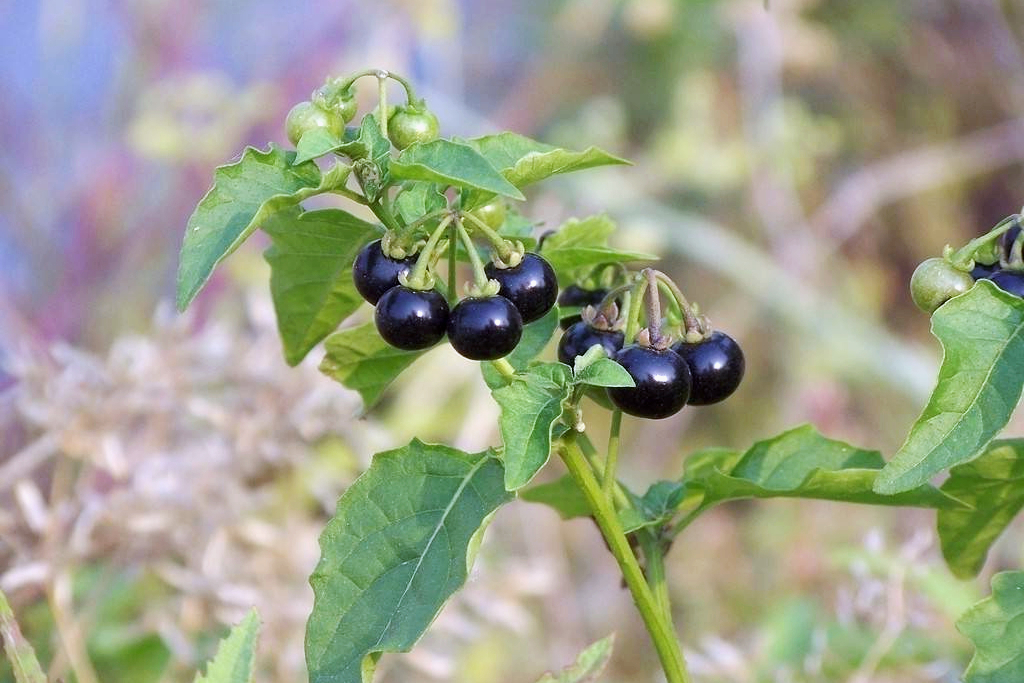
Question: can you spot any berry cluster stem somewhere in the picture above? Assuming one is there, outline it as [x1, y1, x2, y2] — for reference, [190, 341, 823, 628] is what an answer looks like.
[558, 436, 691, 683]
[624, 277, 650, 343]
[377, 73, 389, 138]
[455, 219, 492, 292]
[460, 210, 515, 263]
[406, 215, 454, 289]
[653, 271, 702, 337]
[645, 269, 664, 345]
[335, 68, 419, 105]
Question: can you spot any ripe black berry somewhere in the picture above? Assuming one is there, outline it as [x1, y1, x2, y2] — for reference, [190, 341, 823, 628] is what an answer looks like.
[484, 253, 558, 323]
[557, 285, 608, 330]
[671, 331, 745, 406]
[607, 346, 691, 419]
[447, 296, 523, 360]
[374, 286, 449, 350]
[990, 270, 1024, 298]
[557, 321, 624, 366]
[971, 262, 999, 280]
[353, 240, 418, 305]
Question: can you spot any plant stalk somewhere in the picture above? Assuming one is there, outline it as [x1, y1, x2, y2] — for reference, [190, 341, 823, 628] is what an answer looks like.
[559, 437, 691, 683]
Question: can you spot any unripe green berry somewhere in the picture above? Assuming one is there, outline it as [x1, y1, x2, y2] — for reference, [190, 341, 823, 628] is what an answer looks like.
[910, 257, 975, 313]
[388, 106, 440, 150]
[285, 101, 344, 146]
[470, 199, 506, 230]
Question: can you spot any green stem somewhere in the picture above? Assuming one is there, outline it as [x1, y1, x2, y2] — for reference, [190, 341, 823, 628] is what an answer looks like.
[407, 215, 454, 289]
[577, 433, 632, 512]
[386, 71, 419, 103]
[559, 437, 691, 683]
[455, 219, 492, 291]
[654, 271, 701, 336]
[640, 534, 674, 625]
[950, 213, 1019, 267]
[377, 74, 389, 138]
[447, 222, 458, 302]
[624, 277, 650, 344]
[460, 210, 514, 262]
[603, 410, 623, 501]
[335, 68, 419, 104]
[491, 357, 517, 378]
[0, 589, 46, 683]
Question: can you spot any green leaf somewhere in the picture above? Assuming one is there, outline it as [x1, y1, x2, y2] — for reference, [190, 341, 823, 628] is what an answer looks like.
[194, 609, 260, 683]
[319, 322, 427, 410]
[538, 215, 655, 285]
[295, 128, 344, 165]
[535, 635, 614, 683]
[263, 209, 381, 366]
[481, 307, 560, 389]
[684, 425, 962, 516]
[0, 588, 46, 683]
[176, 145, 325, 311]
[938, 439, 1024, 579]
[390, 139, 525, 200]
[519, 475, 590, 520]
[575, 357, 635, 388]
[492, 362, 572, 491]
[958, 571, 1024, 683]
[394, 182, 447, 225]
[305, 441, 511, 683]
[461, 132, 629, 189]
[876, 281, 1024, 494]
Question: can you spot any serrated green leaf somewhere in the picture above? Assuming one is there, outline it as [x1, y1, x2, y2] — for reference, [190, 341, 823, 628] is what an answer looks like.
[177, 145, 324, 310]
[492, 362, 573, 490]
[575, 357, 635, 388]
[958, 571, 1024, 683]
[194, 609, 260, 683]
[535, 634, 615, 683]
[684, 425, 962, 515]
[876, 281, 1024, 494]
[263, 209, 381, 366]
[0, 588, 45, 683]
[481, 307, 560, 389]
[462, 132, 629, 189]
[390, 139, 525, 200]
[938, 439, 1024, 579]
[305, 441, 511, 683]
[319, 322, 427, 410]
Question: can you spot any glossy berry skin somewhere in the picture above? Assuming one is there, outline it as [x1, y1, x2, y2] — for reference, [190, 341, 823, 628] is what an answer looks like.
[971, 262, 1000, 280]
[484, 253, 558, 324]
[352, 240, 418, 305]
[447, 296, 523, 360]
[672, 332, 745, 406]
[557, 285, 609, 330]
[909, 257, 974, 313]
[1002, 225, 1021, 260]
[607, 346, 692, 420]
[990, 270, 1024, 298]
[285, 101, 344, 146]
[374, 286, 449, 350]
[388, 107, 440, 150]
[557, 322, 624, 366]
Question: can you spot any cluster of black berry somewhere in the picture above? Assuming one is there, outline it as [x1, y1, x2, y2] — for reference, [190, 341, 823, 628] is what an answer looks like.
[972, 223, 1024, 296]
[352, 234, 557, 360]
[555, 270, 745, 420]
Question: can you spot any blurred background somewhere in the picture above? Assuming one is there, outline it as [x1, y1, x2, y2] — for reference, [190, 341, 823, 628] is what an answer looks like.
[3, 0, 1024, 681]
